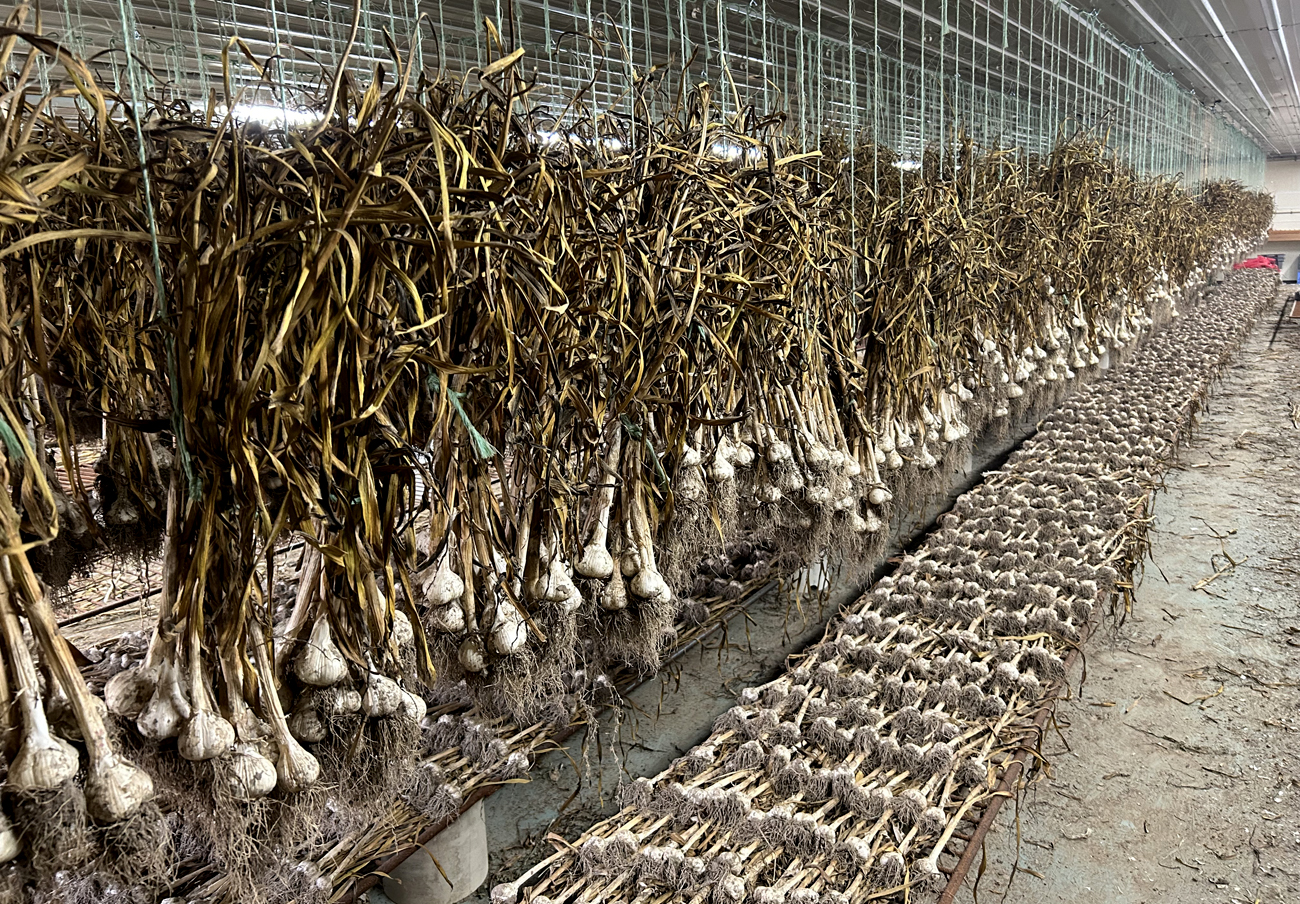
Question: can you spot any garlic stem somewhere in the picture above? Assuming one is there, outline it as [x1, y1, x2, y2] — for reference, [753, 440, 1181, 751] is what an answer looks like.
[248, 619, 319, 793]
[576, 429, 621, 579]
[0, 550, 153, 822]
[0, 576, 77, 792]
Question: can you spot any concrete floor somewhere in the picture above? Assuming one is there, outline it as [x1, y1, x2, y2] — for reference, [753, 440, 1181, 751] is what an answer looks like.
[949, 298, 1300, 904]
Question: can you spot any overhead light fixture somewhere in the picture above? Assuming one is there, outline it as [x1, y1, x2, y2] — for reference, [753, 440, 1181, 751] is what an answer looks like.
[1196, 0, 1271, 111]
[217, 103, 322, 128]
[1114, 0, 1277, 152]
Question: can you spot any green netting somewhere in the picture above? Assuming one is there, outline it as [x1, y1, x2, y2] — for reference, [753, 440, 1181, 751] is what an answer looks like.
[35, 0, 1266, 185]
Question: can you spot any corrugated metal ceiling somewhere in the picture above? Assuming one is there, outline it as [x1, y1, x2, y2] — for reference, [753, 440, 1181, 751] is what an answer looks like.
[1090, 0, 1300, 157]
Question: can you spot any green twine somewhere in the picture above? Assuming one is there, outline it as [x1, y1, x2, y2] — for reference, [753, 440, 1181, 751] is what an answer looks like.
[0, 419, 26, 462]
[428, 373, 498, 461]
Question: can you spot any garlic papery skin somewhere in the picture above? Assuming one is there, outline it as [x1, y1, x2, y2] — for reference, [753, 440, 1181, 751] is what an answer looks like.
[680, 444, 702, 468]
[804, 439, 831, 471]
[575, 543, 614, 581]
[619, 549, 640, 578]
[295, 616, 348, 688]
[85, 754, 155, 824]
[0, 812, 19, 863]
[631, 563, 671, 605]
[558, 586, 584, 614]
[289, 707, 327, 743]
[178, 709, 237, 762]
[226, 743, 277, 801]
[916, 442, 938, 469]
[137, 659, 191, 741]
[104, 663, 159, 719]
[730, 440, 755, 467]
[487, 596, 528, 656]
[805, 486, 832, 506]
[362, 672, 403, 718]
[708, 453, 735, 484]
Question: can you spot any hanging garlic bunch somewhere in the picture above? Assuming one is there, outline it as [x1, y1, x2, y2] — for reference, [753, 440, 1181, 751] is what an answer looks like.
[419, 544, 467, 633]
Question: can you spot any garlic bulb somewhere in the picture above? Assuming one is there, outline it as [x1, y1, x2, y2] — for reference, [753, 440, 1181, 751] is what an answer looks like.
[458, 636, 487, 672]
[805, 486, 832, 506]
[420, 549, 465, 607]
[730, 440, 755, 467]
[542, 557, 578, 603]
[488, 596, 528, 656]
[864, 508, 884, 532]
[398, 689, 427, 722]
[289, 707, 327, 743]
[104, 664, 159, 719]
[620, 549, 641, 578]
[678, 467, 706, 500]
[137, 659, 191, 741]
[85, 755, 155, 824]
[777, 468, 804, 493]
[868, 485, 892, 506]
[557, 585, 584, 614]
[0, 812, 19, 863]
[362, 672, 403, 718]
[226, 743, 277, 801]
[575, 542, 614, 581]
[8, 729, 79, 792]
[275, 734, 320, 794]
[708, 443, 736, 482]
[680, 444, 702, 468]
[600, 574, 629, 611]
[391, 610, 415, 648]
[804, 440, 831, 470]
[321, 687, 362, 715]
[631, 564, 671, 605]
[429, 600, 466, 633]
[295, 616, 347, 687]
[178, 709, 237, 762]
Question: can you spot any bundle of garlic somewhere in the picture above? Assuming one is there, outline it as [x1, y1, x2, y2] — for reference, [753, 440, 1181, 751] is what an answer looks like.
[500, 267, 1275, 904]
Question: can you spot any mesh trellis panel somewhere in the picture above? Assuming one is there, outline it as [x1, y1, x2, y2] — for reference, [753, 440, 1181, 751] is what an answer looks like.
[40, 0, 1266, 183]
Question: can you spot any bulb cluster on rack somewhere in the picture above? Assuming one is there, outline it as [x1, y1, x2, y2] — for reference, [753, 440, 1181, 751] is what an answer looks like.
[494, 268, 1276, 904]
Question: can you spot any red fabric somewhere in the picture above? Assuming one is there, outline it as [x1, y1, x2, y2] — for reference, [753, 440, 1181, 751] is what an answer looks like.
[1233, 255, 1280, 270]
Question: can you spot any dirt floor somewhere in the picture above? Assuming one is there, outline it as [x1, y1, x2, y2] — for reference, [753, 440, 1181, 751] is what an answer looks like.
[950, 294, 1300, 904]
